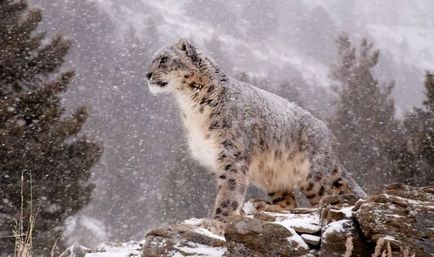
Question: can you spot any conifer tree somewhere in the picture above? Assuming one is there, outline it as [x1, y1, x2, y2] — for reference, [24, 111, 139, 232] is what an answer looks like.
[329, 35, 400, 192]
[0, 1, 102, 255]
[394, 72, 434, 185]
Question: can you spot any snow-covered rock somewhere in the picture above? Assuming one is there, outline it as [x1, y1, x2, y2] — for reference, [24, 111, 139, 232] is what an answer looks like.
[86, 242, 143, 257]
[355, 184, 434, 257]
[224, 215, 309, 256]
[59, 243, 91, 257]
[64, 184, 433, 257]
[142, 221, 226, 257]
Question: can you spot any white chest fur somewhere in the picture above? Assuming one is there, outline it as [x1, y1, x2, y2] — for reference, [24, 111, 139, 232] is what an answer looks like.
[176, 95, 219, 172]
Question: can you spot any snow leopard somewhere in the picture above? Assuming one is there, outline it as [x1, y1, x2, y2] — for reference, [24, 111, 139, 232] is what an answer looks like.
[146, 39, 366, 221]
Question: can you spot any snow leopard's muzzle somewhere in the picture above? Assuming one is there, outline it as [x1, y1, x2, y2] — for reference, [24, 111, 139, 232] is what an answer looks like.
[146, 72, 168, 87]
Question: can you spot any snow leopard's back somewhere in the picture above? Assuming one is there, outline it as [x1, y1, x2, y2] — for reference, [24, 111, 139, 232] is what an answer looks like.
[222, 79, 346, 193]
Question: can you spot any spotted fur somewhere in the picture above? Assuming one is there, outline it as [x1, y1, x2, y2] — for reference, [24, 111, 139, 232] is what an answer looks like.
[146, 39, 366, 221]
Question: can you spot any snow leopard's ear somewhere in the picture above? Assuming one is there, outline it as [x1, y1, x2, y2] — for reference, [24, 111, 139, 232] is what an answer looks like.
[177, 38, 199, 63]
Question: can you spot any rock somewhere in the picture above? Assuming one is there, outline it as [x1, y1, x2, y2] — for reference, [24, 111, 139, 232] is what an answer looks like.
[224, 216, 310, 257]
[59, 243, 90, 257]
[355, 184, 434, 257]
[272, 211, 322, 234]
[252, 211, 277, 222]
[83, 241, 142, 257]
[301, 234, 321, 246]
[319, 194, 359, 225]
[142, 221, 226, 257]
[317, 194, 374, 256]
[320, 219, 371, 257]
[72, 185, 433, 257]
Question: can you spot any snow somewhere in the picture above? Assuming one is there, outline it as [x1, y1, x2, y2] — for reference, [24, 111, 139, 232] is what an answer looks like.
[182, 218, 202, 226]
[384, 194, 434, 209]
[272, 212, 321, 233]
[16, 119, 25, 126]
[95, 0, 331, 86]
[85, 241, 142, 257]
[322, 219, 348, 237]
[193, 227, 226, 241]
[382, 235, 397, 241]
[285, 227, 310, 251]
[301, 234, 321, 244]
[45, 203, 61, 213]
[62, 244, 91, 257]
[78, 206, 363, 256]
[182, 218, 226, 241]
[172, 242, 226, 257]
[367, 23, 434, 68]
[64, 215, 108, 245]
[242, 201, 255, 216]
[308, 0, 434, 69]
[340, 206, 353, 218]
[17, 0, 431, 251]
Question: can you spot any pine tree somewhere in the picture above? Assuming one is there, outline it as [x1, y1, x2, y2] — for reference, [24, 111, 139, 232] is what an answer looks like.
[329, 35, 401, 192]
[0, 1, 102, 255]
[394, 72, 434, 185]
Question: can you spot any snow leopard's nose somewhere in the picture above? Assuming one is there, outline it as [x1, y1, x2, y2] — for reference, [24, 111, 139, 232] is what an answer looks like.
[146, 72, 153, 80]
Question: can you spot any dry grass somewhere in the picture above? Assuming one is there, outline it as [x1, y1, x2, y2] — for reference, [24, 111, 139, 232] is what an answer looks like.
[372, 236, 416, 257]
[343, 236, 354, 257]
[50, 239, 58, 257]
[13, 172, 35, 257]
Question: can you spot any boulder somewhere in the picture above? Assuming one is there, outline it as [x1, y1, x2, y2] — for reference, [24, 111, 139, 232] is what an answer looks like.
[224, 215, 310, 257]
[142, 220, 226, 257]
[317, 194, 371, 256]
[355, 184, 434, 257]
[320, 219, 371, 257]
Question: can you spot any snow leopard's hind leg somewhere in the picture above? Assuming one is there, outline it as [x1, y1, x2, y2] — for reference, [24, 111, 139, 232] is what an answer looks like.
[299, 150, 363, 207]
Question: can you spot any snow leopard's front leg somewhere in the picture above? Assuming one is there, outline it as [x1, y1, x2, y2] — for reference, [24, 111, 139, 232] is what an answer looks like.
[212, 140, 249, 221]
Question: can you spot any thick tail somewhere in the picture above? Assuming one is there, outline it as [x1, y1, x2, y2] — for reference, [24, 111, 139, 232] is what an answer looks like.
[341, 167, 367, 199]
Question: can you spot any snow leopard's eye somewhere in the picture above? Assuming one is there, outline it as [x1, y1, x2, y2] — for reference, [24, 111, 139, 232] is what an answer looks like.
[159, 56, 168, 65]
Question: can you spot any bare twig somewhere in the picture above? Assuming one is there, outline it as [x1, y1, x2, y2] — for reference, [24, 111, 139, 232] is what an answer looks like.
[50, 239, 58, 257]
[13, 171, 34, 257]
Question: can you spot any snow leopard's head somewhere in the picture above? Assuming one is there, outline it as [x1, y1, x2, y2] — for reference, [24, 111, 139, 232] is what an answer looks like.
[146, 39, 202, 94]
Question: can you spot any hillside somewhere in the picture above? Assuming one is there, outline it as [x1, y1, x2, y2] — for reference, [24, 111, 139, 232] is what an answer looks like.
[96, 0, 434, 110]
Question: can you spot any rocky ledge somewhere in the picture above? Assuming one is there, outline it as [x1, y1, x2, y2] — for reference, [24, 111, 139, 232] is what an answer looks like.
[63, 184, 433, 257]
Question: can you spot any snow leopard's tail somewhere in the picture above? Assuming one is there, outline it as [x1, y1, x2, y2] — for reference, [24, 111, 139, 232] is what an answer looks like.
[341, 167, 368, 199]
